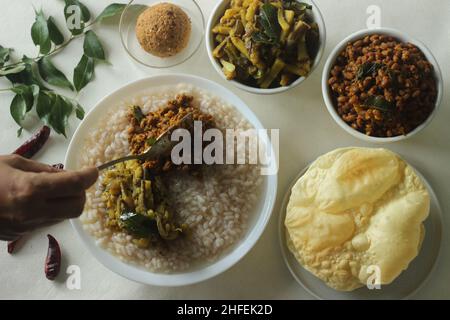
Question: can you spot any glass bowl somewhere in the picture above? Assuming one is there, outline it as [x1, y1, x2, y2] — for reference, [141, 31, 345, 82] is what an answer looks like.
[119, 0, 205, 68]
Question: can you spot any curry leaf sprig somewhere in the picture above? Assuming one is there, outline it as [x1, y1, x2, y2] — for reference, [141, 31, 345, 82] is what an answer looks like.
[0, 1, 130, 137]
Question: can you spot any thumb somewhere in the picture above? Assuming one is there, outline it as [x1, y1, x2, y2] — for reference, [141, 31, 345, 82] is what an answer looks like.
[76, 166, 99, 189]
[35, 166, 99, 198]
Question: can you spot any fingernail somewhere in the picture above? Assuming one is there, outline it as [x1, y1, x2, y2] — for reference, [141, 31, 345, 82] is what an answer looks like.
[52, 163, 65, 171]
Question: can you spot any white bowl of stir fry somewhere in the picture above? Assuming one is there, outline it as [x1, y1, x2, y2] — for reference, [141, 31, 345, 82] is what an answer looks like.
[206, 0, 326, 94]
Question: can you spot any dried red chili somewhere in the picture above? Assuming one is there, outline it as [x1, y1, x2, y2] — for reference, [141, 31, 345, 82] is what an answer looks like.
[13, 126, 51, 159]
[45, 234, 61, 280]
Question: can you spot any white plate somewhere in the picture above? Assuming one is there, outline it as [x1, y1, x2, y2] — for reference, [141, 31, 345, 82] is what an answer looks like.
[279, 162, 443, 300]
[65, 74, 278, 286]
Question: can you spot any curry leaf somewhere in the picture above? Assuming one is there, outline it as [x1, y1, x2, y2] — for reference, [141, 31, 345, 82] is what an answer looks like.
[36, 91, 54, 123]
[0, 45, 12, 66]
[61, 95, 85, 120]
[298, 2, 313, 10]
[64, 0, 91, 21]
[38, 56, 74, 90]
[48, 95, 73, 137]
[96, 4, 148, 22]
[65, 14, 84, 35]
[64, 0, 90, 35]
[251, 31, 277, 45]
[146, 137, 157, 146]
[73, 54, 94, 91]
[75, 104, 85, 120]
[10, 94, 27, 126]
[132, 105, 144, 122]
[31, 83, 40, 100]
[363, 95, 394, 112]
[83, 31, 105, 60]
[283, 0, 312, 12]
[0, 64, 26, 76]
[31, 9, 51, 54]
[356, 62, 384, 81]
[6, 58, 48, 89]
[259, 3, 280, 41]
[3, 1, 107, 138]
[47, 17, 65, 45]
[96, 3, 126, 22]
[10, 84, 39, 112]
[387, 69, 400, 91]
[306, 26, 320, 60]
[119, 212, 158, 238]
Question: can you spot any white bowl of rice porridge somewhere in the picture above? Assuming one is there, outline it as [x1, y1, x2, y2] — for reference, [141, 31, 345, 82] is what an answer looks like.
[65, 74, 277, 286]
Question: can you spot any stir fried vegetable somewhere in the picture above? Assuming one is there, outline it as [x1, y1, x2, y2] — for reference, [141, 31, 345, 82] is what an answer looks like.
[102, 160, 184, 247]
[212, 0, 320, 89]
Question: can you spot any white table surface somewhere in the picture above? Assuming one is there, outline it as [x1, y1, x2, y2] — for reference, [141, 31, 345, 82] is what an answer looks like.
[0, 0, 449, 300]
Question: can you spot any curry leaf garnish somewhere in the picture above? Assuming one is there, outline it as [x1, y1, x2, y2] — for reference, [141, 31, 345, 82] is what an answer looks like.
[306, 25, 320, 60]
[251, 31, 277, 45]
[119, 212, 158, 238]
[363, 95, 395, 112]
[298, 2, 313, 10]
[283, 1, 312, 12]
[132, 105, 145, 122]
[387, 69, 400, 91]
[146, 137, 157, 146]
[258, 3, 280, 43]
[356, 62, 384, 80]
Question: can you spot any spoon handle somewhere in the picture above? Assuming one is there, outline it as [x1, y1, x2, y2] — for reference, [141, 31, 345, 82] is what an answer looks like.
[97, 154, 141, 171]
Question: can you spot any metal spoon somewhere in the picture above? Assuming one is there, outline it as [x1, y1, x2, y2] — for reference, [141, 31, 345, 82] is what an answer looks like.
[97, 113, 194, 171]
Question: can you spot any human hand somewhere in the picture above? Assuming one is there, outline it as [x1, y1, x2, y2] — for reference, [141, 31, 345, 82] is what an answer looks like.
[0, 155, 98, 241]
